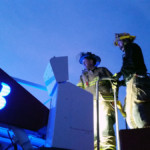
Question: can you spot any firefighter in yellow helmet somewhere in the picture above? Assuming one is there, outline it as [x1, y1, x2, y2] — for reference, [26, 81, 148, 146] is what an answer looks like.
[114, 33, 150, 129]
[77, 52, 116, 150]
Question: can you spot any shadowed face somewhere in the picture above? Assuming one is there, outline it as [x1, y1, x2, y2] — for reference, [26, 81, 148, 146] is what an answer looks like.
[118, 40, 125, 52]
[83, 58, 95, 70]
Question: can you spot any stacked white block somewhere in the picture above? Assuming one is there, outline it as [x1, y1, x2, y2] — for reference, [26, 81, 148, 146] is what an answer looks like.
[44, 56, 94, 150]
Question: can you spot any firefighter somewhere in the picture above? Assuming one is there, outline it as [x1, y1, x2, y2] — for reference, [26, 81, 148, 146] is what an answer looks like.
[114, 33, 150, 129]
[77, 52, 116, 150]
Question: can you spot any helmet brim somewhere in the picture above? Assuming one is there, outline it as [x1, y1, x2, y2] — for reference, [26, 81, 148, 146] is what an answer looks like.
[114, 35, 136, 46]
[79, 53, 101, 67]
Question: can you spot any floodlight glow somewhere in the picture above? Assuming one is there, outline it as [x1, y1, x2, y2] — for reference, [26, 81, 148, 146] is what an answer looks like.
[0, 82, 11, 110]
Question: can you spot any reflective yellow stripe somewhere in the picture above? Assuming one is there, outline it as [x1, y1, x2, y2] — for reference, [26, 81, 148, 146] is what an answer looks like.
[89, 82, 96, 86]
[93, 77, 99, 82]
[103, 95, 113, 98]
[119, 35, 135, 40]
[77, 83, 85, 89]
[77, 83, 82, 86]
[88, 77, 104, 87]
[103, 96, 114, 100]
[83, 78, 110, 88]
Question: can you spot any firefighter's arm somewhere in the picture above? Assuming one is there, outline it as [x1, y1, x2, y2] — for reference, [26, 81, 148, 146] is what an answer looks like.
[111, 72, 126, 89]
[111, 81, 126, 118]
[77, 75, 84, 89]
[111, 74, 126, 118]
[103, 67, 113, 77]
[111, 73, 119, 90]
[117, 100, 126, 118]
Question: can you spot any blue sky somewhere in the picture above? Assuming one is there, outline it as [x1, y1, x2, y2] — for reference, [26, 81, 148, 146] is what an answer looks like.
[0, 0, 150, 131]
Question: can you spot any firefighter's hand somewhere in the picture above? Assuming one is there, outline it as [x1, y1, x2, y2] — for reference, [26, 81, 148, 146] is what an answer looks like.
[112, 72, 122, 81]
[117, 100, 126, 118]
[112, 80, 125, 89]
[118, 80, 126, 86]
[112, 80, 118, 90]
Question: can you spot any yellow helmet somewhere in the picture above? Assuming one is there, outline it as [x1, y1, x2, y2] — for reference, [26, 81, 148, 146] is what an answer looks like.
[114, 33, 136, 46]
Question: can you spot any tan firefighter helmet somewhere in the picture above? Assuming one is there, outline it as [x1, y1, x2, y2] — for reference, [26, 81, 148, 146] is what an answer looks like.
[114, 33, 136, 46]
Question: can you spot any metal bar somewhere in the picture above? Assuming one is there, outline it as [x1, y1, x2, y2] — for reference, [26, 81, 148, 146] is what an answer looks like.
[96, 80, 100, 150]
[113, 87, 121, 150]
[12, 77, 47, 91]
[100, 77, 121, 150]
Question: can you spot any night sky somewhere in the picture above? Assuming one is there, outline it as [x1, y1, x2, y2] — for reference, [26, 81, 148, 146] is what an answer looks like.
[0, 0, 150, 131]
